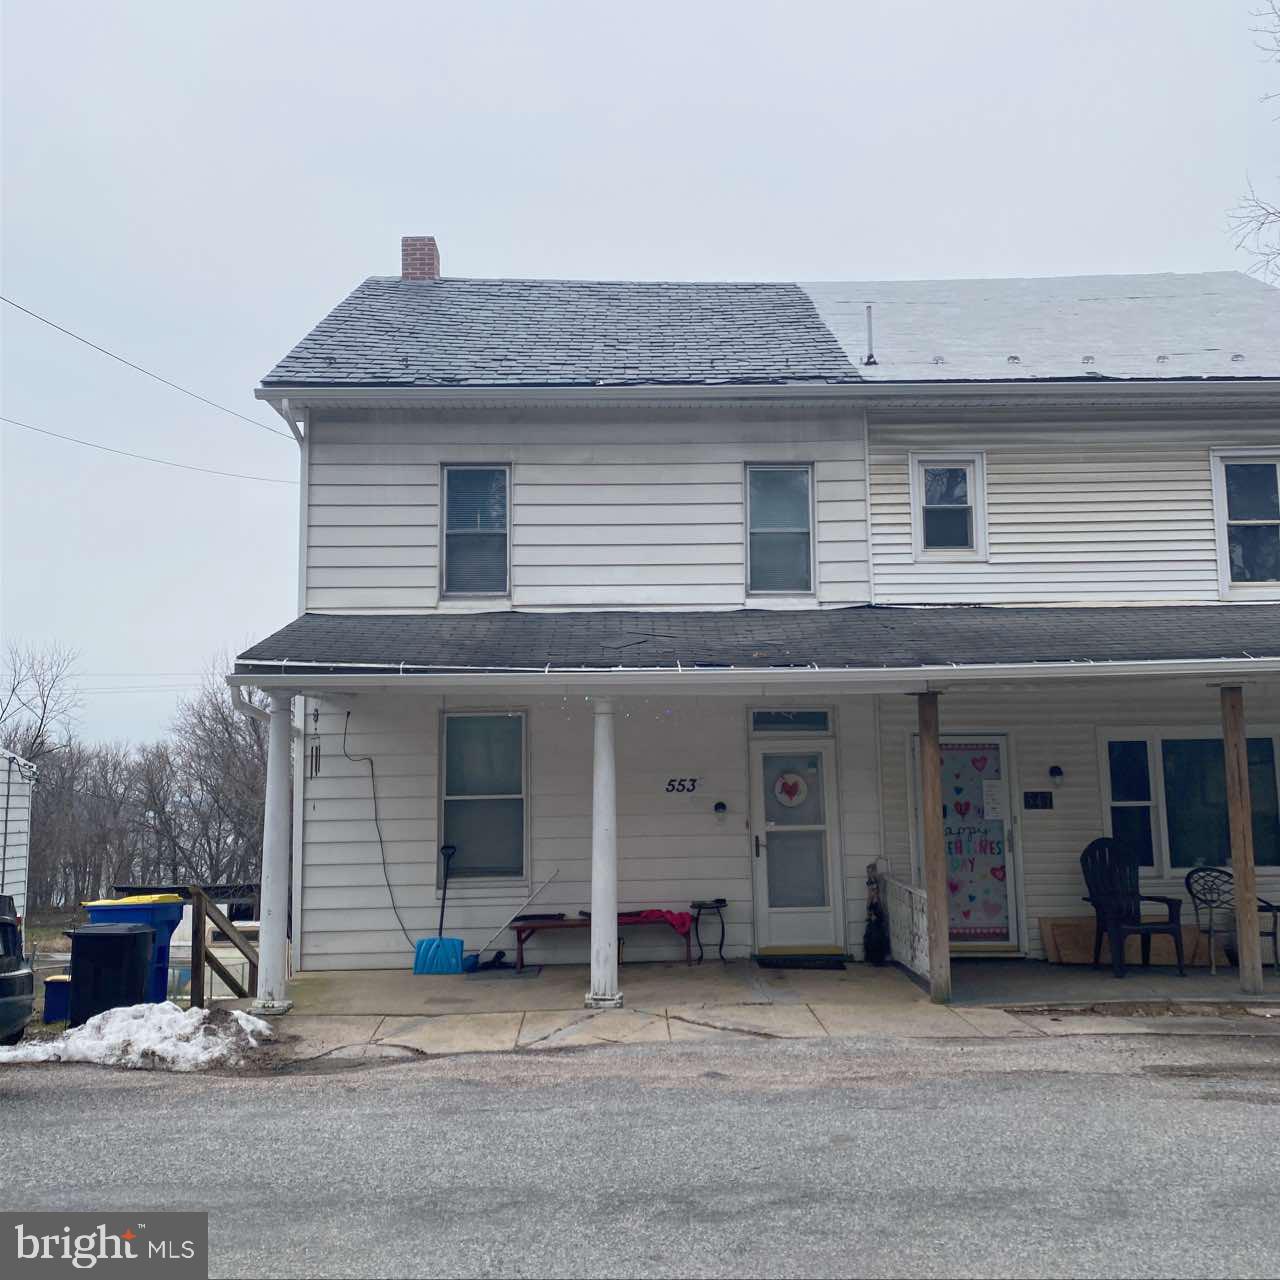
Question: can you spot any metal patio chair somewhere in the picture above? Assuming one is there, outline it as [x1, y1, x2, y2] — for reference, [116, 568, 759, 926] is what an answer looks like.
[1080, 838, 1185, 978]
[1185, 866, 1280, 976]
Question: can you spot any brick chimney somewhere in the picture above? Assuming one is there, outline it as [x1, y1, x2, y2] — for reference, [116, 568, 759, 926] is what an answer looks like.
[401, 235, 441, 280]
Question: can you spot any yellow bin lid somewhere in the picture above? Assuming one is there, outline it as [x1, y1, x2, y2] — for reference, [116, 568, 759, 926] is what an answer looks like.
[81, 893, 185, 906]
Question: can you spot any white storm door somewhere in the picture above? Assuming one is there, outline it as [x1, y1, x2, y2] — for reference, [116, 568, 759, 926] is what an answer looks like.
[750, 741, 842, 951]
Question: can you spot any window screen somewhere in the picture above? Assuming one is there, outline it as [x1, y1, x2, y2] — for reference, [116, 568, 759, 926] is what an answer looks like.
[444, 467, 509, 595]
[752, 710, 830, 733]
[747, 466, 812, 593]
[442, 714, 525, 878]
[1162, 737, 1280, 869]
[920, 463, 975, 550]
[1107, 739, 1154, 866]
[1224, 462, 1280, 583]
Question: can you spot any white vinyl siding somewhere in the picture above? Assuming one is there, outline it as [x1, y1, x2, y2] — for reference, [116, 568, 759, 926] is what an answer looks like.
[0, 758, 31, 920]
[875, 678, 1280, 960]
[869, 420, 1280, 603]
[297, 692, 884, 970]
[303, 409, 869, 612]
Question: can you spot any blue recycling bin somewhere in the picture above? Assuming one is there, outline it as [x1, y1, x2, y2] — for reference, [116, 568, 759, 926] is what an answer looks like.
[81, 895, 185, 1003]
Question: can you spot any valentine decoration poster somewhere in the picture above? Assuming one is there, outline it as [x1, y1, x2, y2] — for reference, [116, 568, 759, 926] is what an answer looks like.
[940, 741, 1011, 942]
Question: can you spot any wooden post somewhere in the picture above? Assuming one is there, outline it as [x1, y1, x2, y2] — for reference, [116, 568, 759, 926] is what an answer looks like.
[189, 886, 206, 1010]
[916, 691, 952, 1002]
[1221, 686, 1263, 995]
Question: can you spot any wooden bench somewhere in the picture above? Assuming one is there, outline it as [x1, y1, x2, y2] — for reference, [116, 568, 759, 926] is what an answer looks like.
[512, 913, 692, 971]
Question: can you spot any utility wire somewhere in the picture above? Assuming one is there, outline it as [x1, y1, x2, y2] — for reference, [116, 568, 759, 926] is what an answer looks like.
[1, 295, 293, 441]
[1, 415, 298, 485]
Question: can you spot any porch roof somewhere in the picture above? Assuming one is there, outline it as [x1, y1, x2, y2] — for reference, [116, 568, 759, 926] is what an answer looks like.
[234, 603, 1280, 679]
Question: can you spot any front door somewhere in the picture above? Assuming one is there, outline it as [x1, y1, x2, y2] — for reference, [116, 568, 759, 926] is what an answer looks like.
[913, 734, 1020, 951]
[750, 742, 843, 951]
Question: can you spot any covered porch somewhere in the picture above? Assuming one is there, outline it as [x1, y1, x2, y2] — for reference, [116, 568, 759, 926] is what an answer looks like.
[230, 603, 1280, 1016]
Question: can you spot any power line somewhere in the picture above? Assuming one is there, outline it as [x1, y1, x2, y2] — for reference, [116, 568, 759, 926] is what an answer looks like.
[1, 295, 293, 441]
[1, 415, 298, 485]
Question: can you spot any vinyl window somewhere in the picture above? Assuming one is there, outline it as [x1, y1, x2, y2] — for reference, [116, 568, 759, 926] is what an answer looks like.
[441, 713, 526, 879]
[1223, 460, 1280, 585]
[1100, 729, 1280, 875]
[910, 453, 988, 560]
[443, 466, 509, 596]
[746, 465, 813, 594]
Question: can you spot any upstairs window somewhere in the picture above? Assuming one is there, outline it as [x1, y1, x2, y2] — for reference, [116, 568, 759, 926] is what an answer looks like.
[443, 466, 509, 596]
[747, 465, 813, 594]
[911, 453, 988, 559]
[1222, 459, 1280, 585]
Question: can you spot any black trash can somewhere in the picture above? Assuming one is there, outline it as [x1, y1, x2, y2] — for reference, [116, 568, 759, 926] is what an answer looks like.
[69, 923, 155, 1027]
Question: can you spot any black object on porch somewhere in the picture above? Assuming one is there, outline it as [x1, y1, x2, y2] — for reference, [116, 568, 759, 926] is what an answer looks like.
[1185, 867, 1280, 975]
[1081, 838, 1186, 978]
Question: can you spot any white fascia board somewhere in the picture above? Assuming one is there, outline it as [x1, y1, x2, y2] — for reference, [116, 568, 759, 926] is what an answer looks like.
[255, 380, 1280, 411]
[227, 654, 1280, 697]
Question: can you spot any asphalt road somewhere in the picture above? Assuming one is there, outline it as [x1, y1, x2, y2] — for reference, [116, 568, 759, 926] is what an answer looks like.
[3, 1033, 1280, 1279]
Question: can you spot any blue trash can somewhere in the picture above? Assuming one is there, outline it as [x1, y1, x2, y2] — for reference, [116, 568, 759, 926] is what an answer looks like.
[81, 895, 185, 1003]
[43, 974, 71, 1023]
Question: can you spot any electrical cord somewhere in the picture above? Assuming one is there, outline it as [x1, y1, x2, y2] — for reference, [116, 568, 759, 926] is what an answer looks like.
[341, 711, 416, 950]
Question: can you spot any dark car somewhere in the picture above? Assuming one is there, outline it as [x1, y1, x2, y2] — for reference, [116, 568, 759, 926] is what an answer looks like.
[0, 895, 34, 1046]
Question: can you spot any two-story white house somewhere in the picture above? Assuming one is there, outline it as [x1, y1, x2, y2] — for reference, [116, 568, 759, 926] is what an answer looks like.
[231, 238, 1280, 1012]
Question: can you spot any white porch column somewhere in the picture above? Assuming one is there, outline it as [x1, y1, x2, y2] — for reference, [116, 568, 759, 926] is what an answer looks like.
[586, 697, 623, 1008]
[255, 692, 294, 1013]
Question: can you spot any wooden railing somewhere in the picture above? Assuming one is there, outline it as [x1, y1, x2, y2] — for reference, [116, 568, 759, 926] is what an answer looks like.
[878, 871, 931, 982]
[188, 884, 259, 1008]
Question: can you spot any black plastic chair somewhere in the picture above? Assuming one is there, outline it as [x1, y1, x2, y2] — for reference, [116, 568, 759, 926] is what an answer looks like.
[1080, 838, 1185, 978]
[1185, 866, 1280, 976]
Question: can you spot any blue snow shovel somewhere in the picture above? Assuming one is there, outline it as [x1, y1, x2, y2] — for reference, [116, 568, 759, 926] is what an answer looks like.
[413, 845, 464, 974]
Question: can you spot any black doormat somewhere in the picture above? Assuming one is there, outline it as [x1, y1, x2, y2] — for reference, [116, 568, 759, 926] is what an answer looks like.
[754, 955, 846, 971]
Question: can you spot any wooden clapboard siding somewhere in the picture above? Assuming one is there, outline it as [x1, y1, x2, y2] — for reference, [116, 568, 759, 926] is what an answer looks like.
[303, 407, 870, 613]
[875, 679, 1280, 960]
[868, 420, 1278, 603]
[297, 691, 886, 971]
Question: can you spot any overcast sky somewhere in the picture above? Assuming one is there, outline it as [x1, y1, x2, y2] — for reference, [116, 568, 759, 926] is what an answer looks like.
[1, 0, 1275, 742]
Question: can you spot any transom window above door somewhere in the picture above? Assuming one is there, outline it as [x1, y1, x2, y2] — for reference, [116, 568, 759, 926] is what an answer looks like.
[746, 465, 813, 594]
[910, 452, 988, 560]
[443, 466, 509, 596]
[1217, 456, 1280, 589]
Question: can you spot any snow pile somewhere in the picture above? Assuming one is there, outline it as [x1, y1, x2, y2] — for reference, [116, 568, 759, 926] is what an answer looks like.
[0, 1001, 274, 1072]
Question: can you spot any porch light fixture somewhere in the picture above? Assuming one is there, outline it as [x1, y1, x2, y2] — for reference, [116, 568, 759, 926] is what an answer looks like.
[1049, 765, 1065, 787]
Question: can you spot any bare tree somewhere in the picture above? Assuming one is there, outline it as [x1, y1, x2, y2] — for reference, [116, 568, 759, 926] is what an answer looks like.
[1233, 3, 1280, 281]
[0, 641, 79, 761]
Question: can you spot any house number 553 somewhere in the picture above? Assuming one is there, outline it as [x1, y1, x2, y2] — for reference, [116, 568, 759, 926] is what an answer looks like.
[665, 778, 698, 793]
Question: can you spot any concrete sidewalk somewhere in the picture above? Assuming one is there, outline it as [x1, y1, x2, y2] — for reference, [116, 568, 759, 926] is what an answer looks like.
[266, 961, 1280, 1061]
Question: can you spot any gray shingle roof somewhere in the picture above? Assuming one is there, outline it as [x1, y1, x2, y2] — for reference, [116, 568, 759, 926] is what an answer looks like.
[235, 604, 1280, 675]
[802, 272, 1280, 382]
[261, 278, 861, 388]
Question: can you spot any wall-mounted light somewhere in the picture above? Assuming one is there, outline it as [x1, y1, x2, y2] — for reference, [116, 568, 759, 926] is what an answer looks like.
[1048, 765, 1065, 788]
[713, 801, 728, 815]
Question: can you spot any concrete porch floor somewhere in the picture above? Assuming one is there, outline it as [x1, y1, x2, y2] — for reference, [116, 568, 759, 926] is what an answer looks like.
[268, 958, 1280, 1059]
[951, 957, 1280, 1006]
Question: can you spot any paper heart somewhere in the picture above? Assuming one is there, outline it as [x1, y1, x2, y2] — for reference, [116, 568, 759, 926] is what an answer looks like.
[953, 786, 964, 796]
[780, 778, 800, 800]
[953, 772, 962, 779]
[961, 910, 971, 919]
[948, 879, 961, 895]
[971, 756, 989, 773]
[968, 894, 977, 902]
[955, 800, 971, 817]
[991, 865, 1006, 882]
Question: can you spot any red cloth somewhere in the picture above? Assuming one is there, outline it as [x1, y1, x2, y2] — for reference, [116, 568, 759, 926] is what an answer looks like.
[617, 909, 693, 936]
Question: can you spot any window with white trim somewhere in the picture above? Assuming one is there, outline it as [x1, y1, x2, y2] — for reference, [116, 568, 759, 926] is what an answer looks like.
[910, 453, 988, 559]
[1221, 458, 1280, 585]
[1100, 729, 1280, 874]
[443, 465, 509, 596]
[441, 713, 525, 879]
[746, 465, 813, 594]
